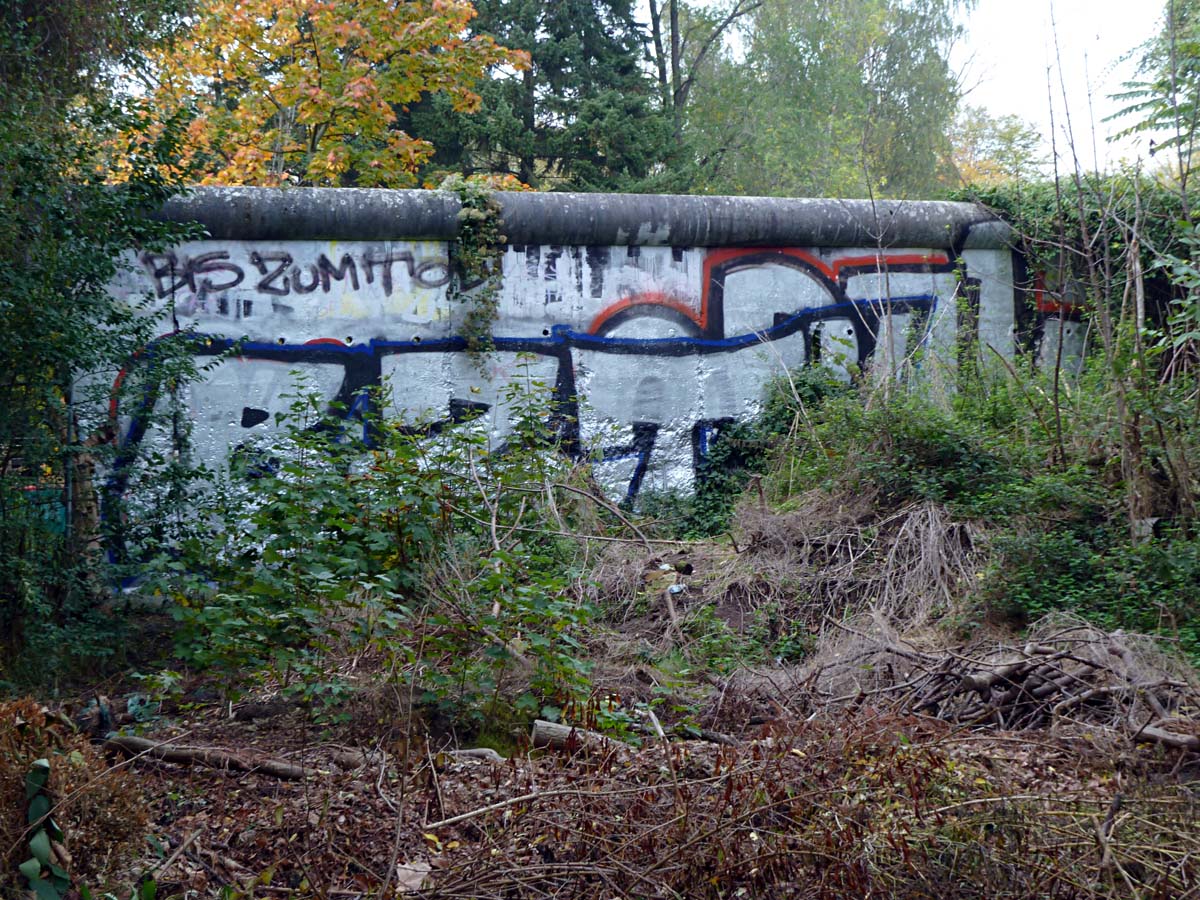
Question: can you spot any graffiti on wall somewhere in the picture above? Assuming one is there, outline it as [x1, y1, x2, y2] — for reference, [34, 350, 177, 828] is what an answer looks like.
[107, 239, 976, 503]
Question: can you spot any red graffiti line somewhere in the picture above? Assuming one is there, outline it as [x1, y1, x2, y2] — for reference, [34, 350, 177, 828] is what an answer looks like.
[699, 248, 950, 329]
[588, 250, 952, 337]
[1031, 272, 1083, 314]
[828, 252, 951, 278]
[588, 290, 706, 335]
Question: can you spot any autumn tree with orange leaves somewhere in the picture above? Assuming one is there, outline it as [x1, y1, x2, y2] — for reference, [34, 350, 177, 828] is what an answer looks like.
[137, 0, 526, 186]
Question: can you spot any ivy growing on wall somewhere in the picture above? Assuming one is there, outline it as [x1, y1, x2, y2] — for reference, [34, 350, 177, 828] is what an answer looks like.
[441, 175, 507, 367]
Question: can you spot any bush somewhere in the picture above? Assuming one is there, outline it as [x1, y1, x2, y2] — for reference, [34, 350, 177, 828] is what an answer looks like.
[986, 524, 1200, 662]
[152, 371, 596, 730]
[0, 100, 198, 685]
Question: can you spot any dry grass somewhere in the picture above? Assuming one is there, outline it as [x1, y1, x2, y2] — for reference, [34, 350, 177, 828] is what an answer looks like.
[734, 496, 983, 632]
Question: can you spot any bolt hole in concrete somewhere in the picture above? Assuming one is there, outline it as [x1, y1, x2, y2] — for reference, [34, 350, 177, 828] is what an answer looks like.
[277, 336, 285, 344]
[413, 335, 422, 344]
[542, 328, 550, 336]
[346, 335, 353, 344]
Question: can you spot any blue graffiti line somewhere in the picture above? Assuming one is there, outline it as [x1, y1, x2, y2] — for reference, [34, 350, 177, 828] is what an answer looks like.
[113, 293, 941, 444]
[178, 294, 939, 360]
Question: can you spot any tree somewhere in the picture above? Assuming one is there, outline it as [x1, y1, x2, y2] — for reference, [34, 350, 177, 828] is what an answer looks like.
[683, 0, 968, 198]
[1111, 0, 1200, 206]
[0, 0, 196, 675]
[646, 0, 761, 144]
[949, 105, 1044, 186]
[406, 0, 670, 191]
[1, 0, 188, 106]
[136, 0, 527, 186]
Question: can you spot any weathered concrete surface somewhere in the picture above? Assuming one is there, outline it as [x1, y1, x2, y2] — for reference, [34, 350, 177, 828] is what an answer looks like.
[110, 188, 1070, 506]
[157, 188, 1012, 249]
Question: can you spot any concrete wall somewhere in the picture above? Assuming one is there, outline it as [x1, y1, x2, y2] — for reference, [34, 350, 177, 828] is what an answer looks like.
[104, 188, 1074, 502]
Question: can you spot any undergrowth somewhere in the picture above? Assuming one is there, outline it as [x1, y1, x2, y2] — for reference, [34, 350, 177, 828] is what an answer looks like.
[146, 366, 602, 737]
[653, 351, 1200, 667]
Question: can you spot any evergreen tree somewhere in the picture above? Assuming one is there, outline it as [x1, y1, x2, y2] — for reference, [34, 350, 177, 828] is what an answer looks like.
[408, 0, 671, 190]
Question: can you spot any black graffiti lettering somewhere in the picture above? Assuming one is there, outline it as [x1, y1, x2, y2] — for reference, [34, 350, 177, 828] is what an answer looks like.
[291, 264, 320, 294]
[585, 246, 609, 298]
[544, 246, 562, 280]
[140, 252, 187, 299]
[187, 251, 244, 293]
[318, 253, 359, 292]
[570, 246, 583, 297]
[524, 244, 541, 279]
[249, 251, 292, 296]
[414, 260, 451, 288]
[241, 407, 270, 428]
[363, 249, 413, 296]
[544, 246, 563, 304]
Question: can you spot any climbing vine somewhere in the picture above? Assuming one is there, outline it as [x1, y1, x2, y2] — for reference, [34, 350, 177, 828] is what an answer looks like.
[441, 175, 512, 367]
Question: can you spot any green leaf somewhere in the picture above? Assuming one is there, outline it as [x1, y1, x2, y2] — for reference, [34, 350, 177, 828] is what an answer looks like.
[27, 794, 50, 824]
[19, 857, 43, 883]
[25, 759, 50, 800]
[29, 828, 53, 865]
[30, 876, 62, 900]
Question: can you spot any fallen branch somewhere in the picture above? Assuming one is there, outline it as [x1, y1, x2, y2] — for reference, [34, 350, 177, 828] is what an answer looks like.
[1134, 724, 1200, 753]
[803, 615, 1200, 747]
[531, 719, 635, 753]
[104, 734, 311, 780]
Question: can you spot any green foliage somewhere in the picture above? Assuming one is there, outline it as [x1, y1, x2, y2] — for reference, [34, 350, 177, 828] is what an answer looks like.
[753, 365, 1199, 658]
[0, 98, 199, 682]
[408, 0, 670, 190]
[21, 758, 71, 900]
[762, 382, 1018, 513]
[986, 525, 1200, 663]
[155, 366, 594, 728]
[1, 698, 150, 896]
[1109, 0, 1200, 173]
[959, 174, 1190, 278]
[0, 0, 199, 686]
[684, 0, 967, 197]
[950, 105, 1045, 185]
[441, 175, 504, 362]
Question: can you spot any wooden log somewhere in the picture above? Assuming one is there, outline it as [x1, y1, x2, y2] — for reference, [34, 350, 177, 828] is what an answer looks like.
[1134, 725, 1200, 753]
[105, 734, 310, 780]
[530, 720, 634, 753]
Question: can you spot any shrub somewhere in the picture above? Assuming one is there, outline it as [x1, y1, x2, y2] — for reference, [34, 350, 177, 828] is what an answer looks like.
[985, 524, 1200, 662]
[153, 369, 596, 730]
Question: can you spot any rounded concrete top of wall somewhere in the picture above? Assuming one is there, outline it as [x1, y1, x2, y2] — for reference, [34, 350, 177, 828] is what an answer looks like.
[157, 187, 1011, 250]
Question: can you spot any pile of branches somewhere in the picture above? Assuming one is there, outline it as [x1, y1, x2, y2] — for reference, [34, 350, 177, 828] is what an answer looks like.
[727, 499, 981, 631]
[803, 614, 1200, 751]
[409, 711, 1199, 899]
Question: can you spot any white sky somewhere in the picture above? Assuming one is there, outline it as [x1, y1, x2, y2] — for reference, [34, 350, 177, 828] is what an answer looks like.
[952, 0, 1168, 172]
